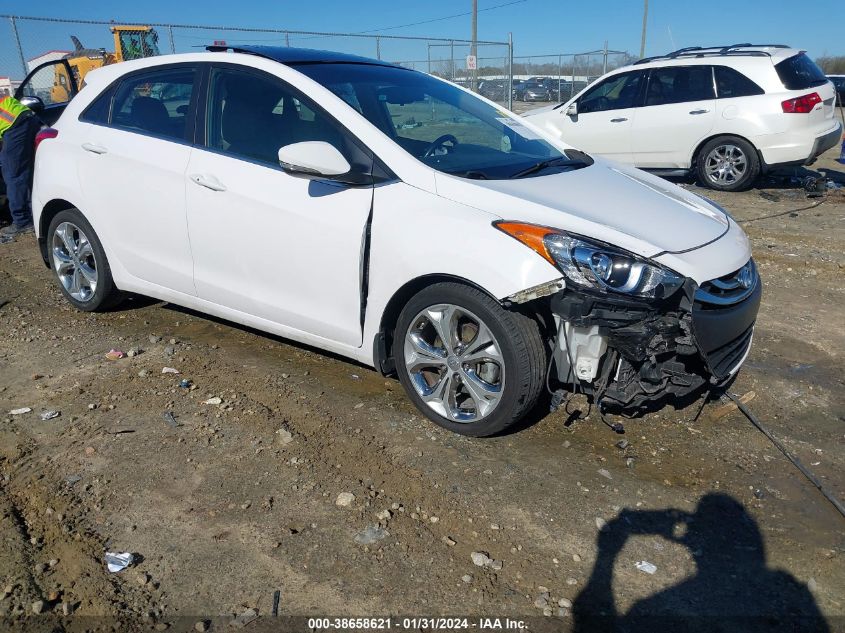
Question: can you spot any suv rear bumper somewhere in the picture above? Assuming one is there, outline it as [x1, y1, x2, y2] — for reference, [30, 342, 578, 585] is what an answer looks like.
[759, 121, 843, 171]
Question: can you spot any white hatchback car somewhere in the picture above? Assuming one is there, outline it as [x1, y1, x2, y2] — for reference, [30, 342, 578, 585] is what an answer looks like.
[30, 46, 761, 436]
[526, 45, 842, 191]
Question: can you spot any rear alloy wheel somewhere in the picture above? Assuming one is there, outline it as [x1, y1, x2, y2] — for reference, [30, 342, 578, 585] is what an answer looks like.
[48, 209, 121, 311]
[696, 136, 760, 192]
[395, 282, 546, 437]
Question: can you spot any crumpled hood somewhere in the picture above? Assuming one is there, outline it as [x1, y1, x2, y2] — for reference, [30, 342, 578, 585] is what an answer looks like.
[434, 158, 731, 258]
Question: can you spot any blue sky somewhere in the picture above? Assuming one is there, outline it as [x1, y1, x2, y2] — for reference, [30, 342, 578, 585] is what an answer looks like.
[1, 1, 842, 78]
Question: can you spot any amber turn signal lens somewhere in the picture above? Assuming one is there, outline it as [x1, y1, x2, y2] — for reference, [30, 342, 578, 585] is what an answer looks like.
[493, 221, 559, 265]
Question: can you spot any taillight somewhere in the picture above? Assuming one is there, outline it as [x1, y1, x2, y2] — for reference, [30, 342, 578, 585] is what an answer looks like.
[34, 127, 58, 151]
[781, 92, 822, 113]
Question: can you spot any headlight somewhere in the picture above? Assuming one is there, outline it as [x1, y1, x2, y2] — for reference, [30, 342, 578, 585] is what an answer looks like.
[495, 222, 684, 300]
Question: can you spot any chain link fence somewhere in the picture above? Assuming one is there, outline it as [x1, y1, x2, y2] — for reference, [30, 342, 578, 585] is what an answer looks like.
[0, 14, 632, 110]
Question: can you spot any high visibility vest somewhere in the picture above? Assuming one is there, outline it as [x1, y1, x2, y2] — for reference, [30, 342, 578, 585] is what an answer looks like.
[0, 96, 31, 139]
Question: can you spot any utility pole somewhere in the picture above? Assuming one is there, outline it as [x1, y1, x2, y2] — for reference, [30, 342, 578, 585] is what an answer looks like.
[471, 0, 478, 91]
[640, 0, 649, 58]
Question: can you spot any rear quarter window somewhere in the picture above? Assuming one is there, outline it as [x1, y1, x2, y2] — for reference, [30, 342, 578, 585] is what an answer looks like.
[714, 66, 765, 98]
[775, 53, 828, 90]
[79, 84, 115, 124]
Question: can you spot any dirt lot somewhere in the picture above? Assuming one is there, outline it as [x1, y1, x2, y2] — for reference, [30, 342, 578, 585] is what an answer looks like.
[0, 138, 843, 631]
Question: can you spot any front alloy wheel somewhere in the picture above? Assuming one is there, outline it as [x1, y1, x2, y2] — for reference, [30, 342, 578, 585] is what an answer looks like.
[404, 304, 505, 422]
[394, 282, 546, 437]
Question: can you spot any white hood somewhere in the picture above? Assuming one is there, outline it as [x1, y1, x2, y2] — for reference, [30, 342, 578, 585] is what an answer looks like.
[435, 158, 731, 259]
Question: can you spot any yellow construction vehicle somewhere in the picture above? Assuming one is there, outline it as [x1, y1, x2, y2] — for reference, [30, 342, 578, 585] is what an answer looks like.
[52, 26, 161, 101]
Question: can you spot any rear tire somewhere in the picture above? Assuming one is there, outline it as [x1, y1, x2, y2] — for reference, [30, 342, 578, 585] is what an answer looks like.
[394, 282, 546, 437]
[695, 136, 760, 192]
[47, 209, 122, 312]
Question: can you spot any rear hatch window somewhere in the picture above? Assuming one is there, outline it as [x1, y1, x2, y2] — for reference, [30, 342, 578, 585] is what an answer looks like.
[775, 53, 829, 90]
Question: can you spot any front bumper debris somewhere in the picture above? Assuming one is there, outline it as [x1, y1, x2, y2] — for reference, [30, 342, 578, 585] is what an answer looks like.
[547, 261, 762, 413]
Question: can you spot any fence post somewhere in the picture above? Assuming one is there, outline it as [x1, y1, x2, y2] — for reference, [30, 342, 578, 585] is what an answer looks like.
[507, 32, 513, 110]
[167, 25, 176, 54]
[285, 32, 290, 46]
[427, 44, 431, 74]
[557, 54, 562, 101]
[571, 56, 577, 98]
[9, 16, 27, 79]
[602, 40, 608, 75]
[376, 36, 381, 60]
[450, 40, 455, 81]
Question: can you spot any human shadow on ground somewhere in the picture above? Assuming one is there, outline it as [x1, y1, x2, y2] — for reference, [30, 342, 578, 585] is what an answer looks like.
[572, 493, 830, 633]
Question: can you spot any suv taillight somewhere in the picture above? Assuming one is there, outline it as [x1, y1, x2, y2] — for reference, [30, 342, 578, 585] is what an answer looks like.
[34, 127, 58, 151]
[781, 92, 822, 113]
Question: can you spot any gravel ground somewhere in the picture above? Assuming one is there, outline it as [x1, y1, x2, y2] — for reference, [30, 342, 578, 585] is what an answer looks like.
[0, 139, 843, 631]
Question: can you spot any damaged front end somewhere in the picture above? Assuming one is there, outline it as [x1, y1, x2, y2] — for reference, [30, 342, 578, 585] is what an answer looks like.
[513, 259, 762, 415]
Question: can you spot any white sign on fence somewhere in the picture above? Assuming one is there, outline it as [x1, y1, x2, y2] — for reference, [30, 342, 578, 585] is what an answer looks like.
[466, 55, 477, 70]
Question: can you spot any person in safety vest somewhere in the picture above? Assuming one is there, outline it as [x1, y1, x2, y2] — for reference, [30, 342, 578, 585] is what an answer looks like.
[0, 94, 42, 237]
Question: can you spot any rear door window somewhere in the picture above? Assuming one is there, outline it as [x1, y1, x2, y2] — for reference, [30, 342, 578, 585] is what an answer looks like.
[775, 53, 828, 90]
[644, 66, 715, 106]
[714, 66, 765, 98]
[111, 67, 197, 141]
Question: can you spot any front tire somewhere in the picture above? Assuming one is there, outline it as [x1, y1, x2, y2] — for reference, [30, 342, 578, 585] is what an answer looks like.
[47, 209, 121, 312]
[695, 136, 760, 192]
[394, 282, 546, 437]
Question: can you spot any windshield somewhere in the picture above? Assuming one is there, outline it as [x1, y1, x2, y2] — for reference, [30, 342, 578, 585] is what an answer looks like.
[295, 63, 587, 179]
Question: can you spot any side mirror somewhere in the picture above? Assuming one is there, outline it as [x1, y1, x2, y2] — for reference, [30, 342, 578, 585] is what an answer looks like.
[278, 141, 352, 179]
[565, 102, 578, 117]
[19, 95, 45, 112]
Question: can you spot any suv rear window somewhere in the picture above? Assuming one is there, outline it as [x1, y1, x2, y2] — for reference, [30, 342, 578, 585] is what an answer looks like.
[775, 53, 828, 90]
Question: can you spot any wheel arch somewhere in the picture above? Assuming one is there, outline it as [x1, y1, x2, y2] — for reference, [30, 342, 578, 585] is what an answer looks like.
[372, 273, 499, 375]
[690, 132, 762, 170]
[37, 198, 79, 267]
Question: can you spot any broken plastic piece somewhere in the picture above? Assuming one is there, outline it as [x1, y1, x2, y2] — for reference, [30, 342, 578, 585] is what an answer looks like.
[105, 349, 126, 360]
[162, 367, 180, 374]
[9, 407, 31, 415]
[40, 410, 60, 421]
[105, 552, 134, 573]
[635, 560, 657, 574]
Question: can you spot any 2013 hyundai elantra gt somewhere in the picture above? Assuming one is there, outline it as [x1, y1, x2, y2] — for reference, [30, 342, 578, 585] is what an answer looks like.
[31, 46, 761, 436]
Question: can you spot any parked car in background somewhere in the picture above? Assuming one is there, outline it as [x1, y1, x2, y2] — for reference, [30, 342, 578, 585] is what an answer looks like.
[828, 75, 845, 105]
[526, 45, 842, 191]
[30, 46, 760, 437]
[478, 80, 507, 101]
[518, 80, 553, 102]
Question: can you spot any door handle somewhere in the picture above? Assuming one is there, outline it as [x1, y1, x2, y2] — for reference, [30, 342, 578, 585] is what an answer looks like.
[610, 117, 628, 123]
[189, 174, 227, 192]
[689, 109, 710, 115]
[81, 142, 108, 155]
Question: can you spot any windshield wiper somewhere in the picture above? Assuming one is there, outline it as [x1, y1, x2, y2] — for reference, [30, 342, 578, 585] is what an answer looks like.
[510, 157, 581, 179]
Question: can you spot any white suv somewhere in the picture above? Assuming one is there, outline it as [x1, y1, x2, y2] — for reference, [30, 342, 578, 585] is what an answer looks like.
[29, 46, 760, 436]
[526, 45, 842, 191]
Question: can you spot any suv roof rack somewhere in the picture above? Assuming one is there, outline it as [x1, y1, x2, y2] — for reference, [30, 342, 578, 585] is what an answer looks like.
[634, 43, 791, 65]
[204, 44, 400, 68]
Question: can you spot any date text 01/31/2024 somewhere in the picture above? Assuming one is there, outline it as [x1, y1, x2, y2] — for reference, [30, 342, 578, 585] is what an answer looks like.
[308, 617, 528, 630]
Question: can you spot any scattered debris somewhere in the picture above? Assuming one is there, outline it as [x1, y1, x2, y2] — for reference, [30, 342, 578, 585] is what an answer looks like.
[162, 411, 180, 428]
[615, 439, 629, 450]
[230, 608, 259, 629]
[9, 407, 31, 415]
[375, 509, 391, 521]
[597, 468, 612, 480]
[105, 552, 135, 573]
[203, 397, 222, 405]
[471, 551, 491, 567]
[595, 517, 607, 531]
[272, 590, 281, 617]
[179, 379, 192, 389]
[354, 525, 388, 545]
[276, 428, 294, 445]
[462, 574, 473, 583]
[442, 536, 456, 546]
[559, 598, 573, 608]
[162, 367, 180, 374]
[105, 348, 126, 360]
[711, 391, 756, 420]
[127, 347, 143, 357]
[635, 560, 657, 575]
[335, 492, 355, 507]
[39, 410, 60, 421]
